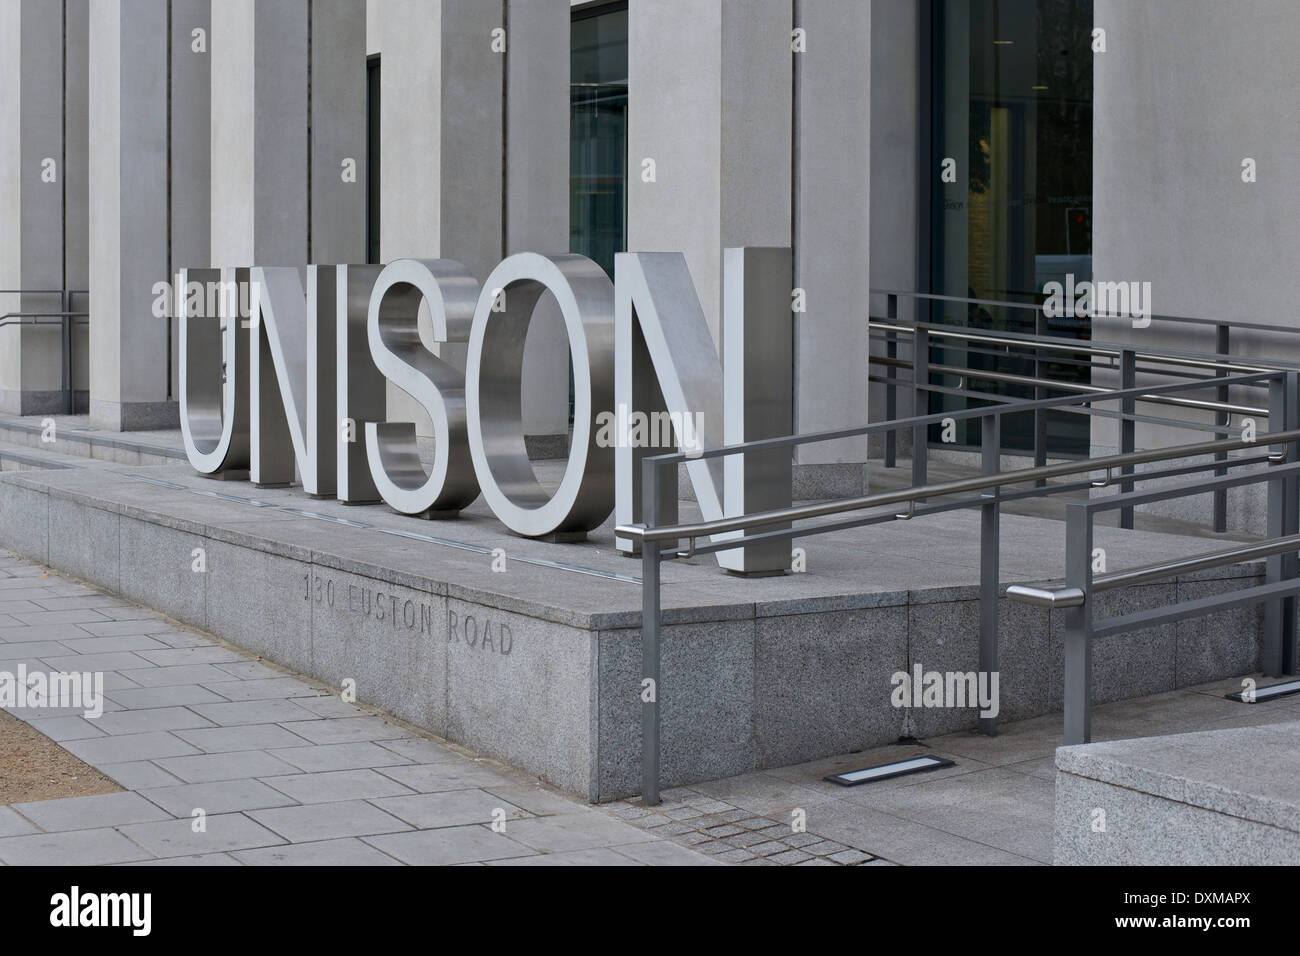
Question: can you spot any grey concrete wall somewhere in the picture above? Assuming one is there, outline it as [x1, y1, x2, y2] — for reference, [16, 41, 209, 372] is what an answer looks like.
[1092, 0, 1300, 457]
[88, 0, 173, 432]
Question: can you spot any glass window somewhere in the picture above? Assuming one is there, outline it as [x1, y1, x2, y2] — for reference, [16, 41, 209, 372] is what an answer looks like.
[929, 0, 1093, 455]
[366, 55, 381, 265]
[570, 3, 628, 278]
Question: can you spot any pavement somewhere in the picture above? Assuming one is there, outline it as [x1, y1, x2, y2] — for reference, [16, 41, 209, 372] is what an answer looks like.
[3, 544, 1298, 866]
[0, 548, 715, 866]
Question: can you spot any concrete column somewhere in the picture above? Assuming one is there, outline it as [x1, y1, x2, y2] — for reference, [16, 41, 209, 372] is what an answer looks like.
[311, 0, 368, 265]
[210, 0, 309, 268]
[793, 0, 871, 490]
[628, 0, 792, 347]
[0, 0, 76, 416]
[868, 0, 920, 446]
[88, 0, 173, 431]
[65, 0, 90, 412]
[171, 0, 213, 403]
[507, 0, 570, 452]
[375, 0, 505, 433]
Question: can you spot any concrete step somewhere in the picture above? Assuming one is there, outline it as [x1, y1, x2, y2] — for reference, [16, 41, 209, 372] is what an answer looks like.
[0, 414, 186, 466]
[1054, 719, 1300, 864]
[0, 437, 85, 472]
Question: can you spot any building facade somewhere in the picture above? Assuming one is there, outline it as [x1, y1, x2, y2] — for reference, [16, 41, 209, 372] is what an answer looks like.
[2, 0, 1297, 478]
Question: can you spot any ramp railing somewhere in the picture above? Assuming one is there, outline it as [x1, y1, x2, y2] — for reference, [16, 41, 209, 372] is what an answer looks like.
[617, 368, 1300, 804]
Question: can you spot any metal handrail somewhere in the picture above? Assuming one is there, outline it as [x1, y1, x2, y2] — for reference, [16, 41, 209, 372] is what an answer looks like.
[873, 353, 1268, 417]
[0, 290, 88, 414]
[1009, 532, 1300, 606]
[631, 368, 1300, 803]
[873, 288, 1300, 337]
[617, 427, 1300, 545]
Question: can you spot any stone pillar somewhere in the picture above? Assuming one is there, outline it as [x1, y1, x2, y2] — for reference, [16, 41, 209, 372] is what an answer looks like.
[88, 0, 173, 430]
[793, 0, 871, 492]
[210, 0, 309, 268]
[0, 0, 80, 416]
[374, 0, 505, 433]
[627, 0, 793, 347]
[869, 0, 921, 447]
[507, 0, 571, 454]
[170, 0, 213, 405]
[311, 0, 368, 266]
[65, 0, 90, 413]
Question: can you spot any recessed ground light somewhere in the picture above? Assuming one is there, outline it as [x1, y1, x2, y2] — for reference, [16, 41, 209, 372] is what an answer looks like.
[1032, 85, 1049, 91]
[824, 754, 954, 787]
[1225, 678, 1300, 703]
[994, 39, 1014, 45]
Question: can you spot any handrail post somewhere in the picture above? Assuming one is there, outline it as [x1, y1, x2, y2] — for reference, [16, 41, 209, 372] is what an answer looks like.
[1119, 348, 1136, 529]
[978, 412, 1001, 736]
[884, 293, 898, 469]
[1263, 374, 1284, 681]
[1285, 371, 1299, 675]
[640, 456, 663, 806]
[61, 288, 74, 414]
[1062, 501, 1094, 745]
[1033, 305, 1048, 486]
[1213, 324, 1230, 532]
[912, 326, 929, 494]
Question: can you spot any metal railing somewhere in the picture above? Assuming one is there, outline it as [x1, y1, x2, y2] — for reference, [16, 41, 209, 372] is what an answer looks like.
[0, 289, 89, 414]
[1007, 371, 1300, 744]
[617, 367, 1300, 804]
[869, 290, 1300, 532]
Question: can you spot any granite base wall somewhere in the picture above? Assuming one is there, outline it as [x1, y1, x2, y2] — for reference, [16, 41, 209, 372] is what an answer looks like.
[0, 475, 1272, 802]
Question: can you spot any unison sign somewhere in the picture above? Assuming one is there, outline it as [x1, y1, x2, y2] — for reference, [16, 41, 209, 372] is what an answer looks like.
[177, 248, 793, 573]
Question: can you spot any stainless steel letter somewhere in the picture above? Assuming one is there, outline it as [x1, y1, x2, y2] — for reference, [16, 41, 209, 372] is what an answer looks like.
[465, 253, 615, 539]
[337, 265, 386, 503]
[365, 259, 481, 516]
[179, 266, 251, 476]
[249, 266, 337, 495]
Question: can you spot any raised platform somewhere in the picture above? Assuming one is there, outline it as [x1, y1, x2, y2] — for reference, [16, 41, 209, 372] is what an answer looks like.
[0, 425, 1277, 801]
[1054, 720, 1300, 864]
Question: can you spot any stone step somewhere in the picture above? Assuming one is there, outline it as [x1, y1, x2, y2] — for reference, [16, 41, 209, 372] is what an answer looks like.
[0, 415, 185, 466]
[1054, 720, 1300, 864]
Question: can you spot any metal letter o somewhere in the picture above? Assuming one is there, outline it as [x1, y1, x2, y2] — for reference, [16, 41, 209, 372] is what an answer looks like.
[466, 253, 615, 538]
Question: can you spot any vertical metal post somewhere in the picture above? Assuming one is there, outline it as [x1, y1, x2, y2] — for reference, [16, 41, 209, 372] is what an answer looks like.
[640, 456, 662, 806]
[62, 289, 74, 414]
[1282, 372, 1299, 675]
[1263, 373, 1289, 678]
[912, 326, 929, 494]
[1033, 306, 1048, 487]
[1119, 348, 1136, 530]
[978, 412, 1001, 736]
[884, 295, 898, 469]
[1213, 324, 1229, 533]
[1062, 502, 1094, 745]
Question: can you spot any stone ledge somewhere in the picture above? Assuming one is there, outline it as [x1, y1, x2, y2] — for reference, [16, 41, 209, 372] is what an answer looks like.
[1056, 721, 1300, 833]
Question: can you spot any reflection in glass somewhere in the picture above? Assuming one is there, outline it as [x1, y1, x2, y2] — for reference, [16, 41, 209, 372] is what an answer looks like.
[930, 0, 1094, 455]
